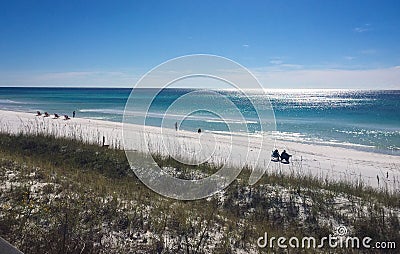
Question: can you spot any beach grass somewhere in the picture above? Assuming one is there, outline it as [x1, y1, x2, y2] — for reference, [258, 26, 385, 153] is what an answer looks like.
[0, 132, 399, 253]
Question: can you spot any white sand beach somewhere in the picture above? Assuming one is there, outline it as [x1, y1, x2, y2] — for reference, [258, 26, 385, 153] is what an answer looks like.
[0, 109, 399, 190]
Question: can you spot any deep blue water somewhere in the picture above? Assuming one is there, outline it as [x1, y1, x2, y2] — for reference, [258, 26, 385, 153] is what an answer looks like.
[0, 87, 399, 155]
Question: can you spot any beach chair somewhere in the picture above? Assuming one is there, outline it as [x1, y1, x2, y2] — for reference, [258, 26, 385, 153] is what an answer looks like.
[280, 150, 292, 164]
[44, 112, 50, 117]
[271, 150, 280, 162]
[36, 111, 41, 116]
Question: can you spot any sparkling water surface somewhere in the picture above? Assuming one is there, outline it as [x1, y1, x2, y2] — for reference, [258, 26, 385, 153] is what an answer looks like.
[0, 87, 399, 155]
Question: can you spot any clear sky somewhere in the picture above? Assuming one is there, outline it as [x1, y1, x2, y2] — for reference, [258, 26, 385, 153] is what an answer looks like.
[0, 0, 399, 88]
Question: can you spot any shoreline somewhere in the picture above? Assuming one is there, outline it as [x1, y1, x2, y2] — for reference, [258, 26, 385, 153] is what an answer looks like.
[4, 106, 398, 156]
[0, 109, 399, 190]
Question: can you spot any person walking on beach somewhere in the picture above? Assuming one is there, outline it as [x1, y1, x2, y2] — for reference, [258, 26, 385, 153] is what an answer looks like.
[72, 111, 76, 118]
[175, 122, 178, 131]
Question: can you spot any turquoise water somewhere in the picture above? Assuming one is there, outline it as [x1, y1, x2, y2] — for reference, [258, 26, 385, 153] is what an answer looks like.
[0, 87, 399, 155]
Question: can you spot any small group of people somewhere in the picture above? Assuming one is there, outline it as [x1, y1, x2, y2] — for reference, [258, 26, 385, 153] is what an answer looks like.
[36, 110, 76, 120]
[271, 149, 292, 163]
[174, 122, 202, 134]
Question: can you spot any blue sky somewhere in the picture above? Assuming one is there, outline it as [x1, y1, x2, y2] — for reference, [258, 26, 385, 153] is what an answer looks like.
[0, 0, 399, 88]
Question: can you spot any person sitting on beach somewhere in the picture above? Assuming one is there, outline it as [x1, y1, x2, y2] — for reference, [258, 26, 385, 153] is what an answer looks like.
[36, 111, 41, 116]
[280, 150, 292, 163]
[271, 149, 280, 161]
[64, 115, 70, 120]
[44, 112, 50, 117]
[53, 113, 59, 119]
[198, 128, 202, 133]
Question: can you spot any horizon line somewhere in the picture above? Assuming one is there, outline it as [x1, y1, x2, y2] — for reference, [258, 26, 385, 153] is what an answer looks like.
[0, 86, 399, 91]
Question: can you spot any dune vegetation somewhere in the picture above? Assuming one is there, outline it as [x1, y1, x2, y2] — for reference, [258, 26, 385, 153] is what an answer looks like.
[0, 132, 399, 253]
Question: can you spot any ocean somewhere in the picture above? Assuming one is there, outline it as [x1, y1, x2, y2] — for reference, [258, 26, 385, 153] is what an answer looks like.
[0, 87, 399, 155]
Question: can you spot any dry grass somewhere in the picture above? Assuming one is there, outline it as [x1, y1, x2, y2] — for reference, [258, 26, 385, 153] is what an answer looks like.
[0, 132, 399, 253]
